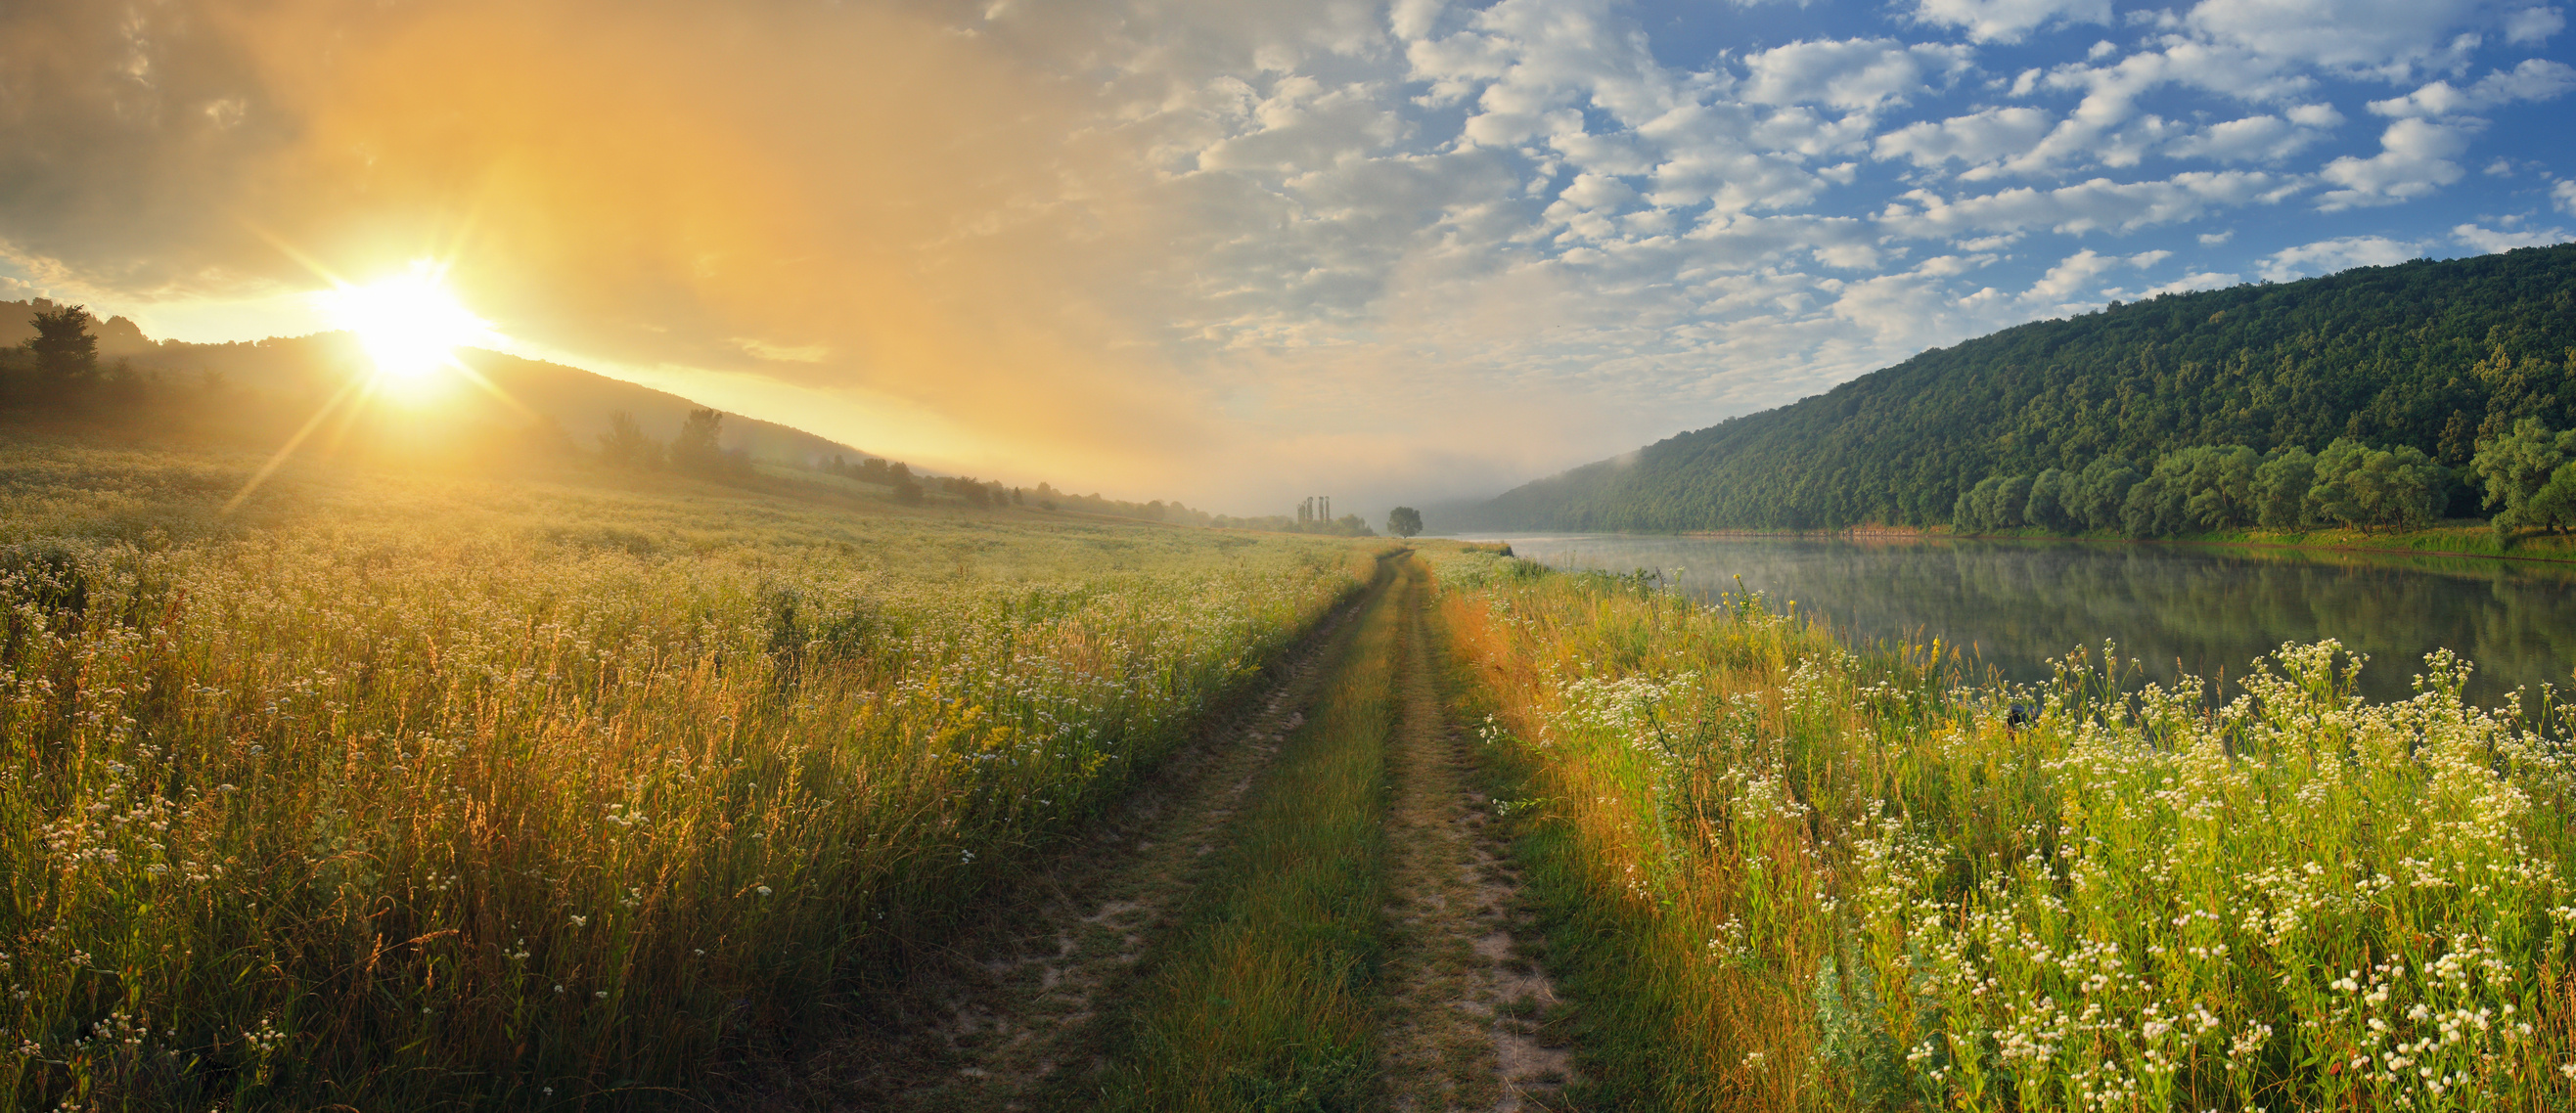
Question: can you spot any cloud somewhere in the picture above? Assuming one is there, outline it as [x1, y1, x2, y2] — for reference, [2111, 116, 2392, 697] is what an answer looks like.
[1909, 0, 2113, 44]
[1878, 171, 2296, 237]
[2012, 246, 2172, 307]
[1875, 107, 2056, 171]
[1740, 39, 1972, 111]
[2164, 113, 2331, 161]
[2507, 6, 2568, 42]
[2258, 235, 2427, 281]
[2557, 179, 2576, 213]
[2185, 0, 2516, 74]
[2368, 59, 2576, 115]
[2454, 221, 2576, 250]
[2317, 118, 2476, 208]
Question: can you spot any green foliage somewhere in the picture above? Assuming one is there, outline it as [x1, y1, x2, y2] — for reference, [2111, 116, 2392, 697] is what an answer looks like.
[2251, 445, 2318, 527]
[1385, 506, 1423, 538]
[2526, 462, 2576, 536]
[1466, 244, 2576, 531]
[2472, 417, 2576, 537]
[2022, 468, 2075, 532]
[2067, 456, 2141, 531]
[2306, 437, 2447, 534]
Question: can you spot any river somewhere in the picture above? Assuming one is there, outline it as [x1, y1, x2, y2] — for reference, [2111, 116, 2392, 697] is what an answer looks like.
[1454, 533, 2576, 708]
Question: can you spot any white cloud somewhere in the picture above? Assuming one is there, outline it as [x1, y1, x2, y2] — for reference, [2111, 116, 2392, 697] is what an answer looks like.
[2368, 59, 2576, 115]
[1874, 107, 2056, 170]
[2454, 221, 2575, 250]
[2317, 118, 2475, 208]
[2015, 246, 2173, 307]
[2134, 270, 2244, 296]
[1740, 39, 1972, 111]
[2556, 178, 2576, 212]
[2165, 114, 2327, 161]
[2186, 0, 2505, 74]
[2259, 235, 2427, 281]
[2506, 6, 2567, 42]
[1910, 0, 2113, 44]
[1879, 171, 2296, 237]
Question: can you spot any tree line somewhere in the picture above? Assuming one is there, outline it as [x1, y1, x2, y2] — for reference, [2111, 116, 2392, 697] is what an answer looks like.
[1460, 244, 2576, 534]
[1953, 418, 2576, 540]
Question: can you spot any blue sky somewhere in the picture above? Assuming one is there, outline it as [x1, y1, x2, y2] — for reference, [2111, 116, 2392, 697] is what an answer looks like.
[1, 0, 2570, 512]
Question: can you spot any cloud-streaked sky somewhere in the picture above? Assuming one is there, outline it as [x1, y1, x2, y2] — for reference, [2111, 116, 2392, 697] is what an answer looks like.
[2, 0, 2570, 514]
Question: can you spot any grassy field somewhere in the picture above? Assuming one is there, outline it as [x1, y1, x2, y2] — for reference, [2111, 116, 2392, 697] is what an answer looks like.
[1430, 549, 2576, 1111]
[0, 436, 1381, 1110]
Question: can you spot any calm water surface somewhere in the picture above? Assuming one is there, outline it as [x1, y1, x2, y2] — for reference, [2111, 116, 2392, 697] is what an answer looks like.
[1459, 534, 2576, 707]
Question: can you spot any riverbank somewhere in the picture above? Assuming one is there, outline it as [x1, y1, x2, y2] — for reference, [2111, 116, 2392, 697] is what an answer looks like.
[1664, 520, 2576, 564]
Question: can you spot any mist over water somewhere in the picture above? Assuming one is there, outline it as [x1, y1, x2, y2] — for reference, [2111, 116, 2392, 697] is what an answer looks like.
[1465, 534, 2576, 708]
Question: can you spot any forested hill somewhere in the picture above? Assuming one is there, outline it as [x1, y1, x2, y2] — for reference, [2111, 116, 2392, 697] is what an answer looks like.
[1455, 243, 2576, 532]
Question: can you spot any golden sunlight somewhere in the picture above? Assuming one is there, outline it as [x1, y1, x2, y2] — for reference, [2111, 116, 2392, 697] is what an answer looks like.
[318, 261, 495, 382]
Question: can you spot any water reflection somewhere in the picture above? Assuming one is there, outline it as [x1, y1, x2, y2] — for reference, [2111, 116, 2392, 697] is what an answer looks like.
[1468, 534, 2576, 706]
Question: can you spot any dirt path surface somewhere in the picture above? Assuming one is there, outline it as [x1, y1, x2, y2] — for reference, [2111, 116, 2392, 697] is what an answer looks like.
[759, 563, 1391, 1112]
[1378, 561, 1574, 1112]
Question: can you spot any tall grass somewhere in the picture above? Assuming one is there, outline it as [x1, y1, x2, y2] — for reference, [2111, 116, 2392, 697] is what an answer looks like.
[1430, 550, 2576, 1111]
[0, 439, 1378, 1109]
[1096, 556, 1418, 1111]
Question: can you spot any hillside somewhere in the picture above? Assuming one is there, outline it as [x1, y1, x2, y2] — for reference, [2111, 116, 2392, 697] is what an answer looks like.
[1452, 244, 2576, 532]
[108, 330, 876, 466]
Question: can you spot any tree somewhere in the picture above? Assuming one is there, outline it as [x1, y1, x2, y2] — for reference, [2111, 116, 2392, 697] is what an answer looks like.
[2306, 438, 2447, 534]
[2251, 446, 2318, 528]
[1386, 506, 1424, 537]
[2521, 462, 2576, 536]
[670, 408, 726, 475]
[2023, 469, 2077, 532]
[24, 304, 98, 386]
[1953, 474, 2029, 532]
[2070, 457, 2142, 531]
[2176, 445, 2261, 531]
[2471, 418, 2576, 538]
[598, 410, 661, 469]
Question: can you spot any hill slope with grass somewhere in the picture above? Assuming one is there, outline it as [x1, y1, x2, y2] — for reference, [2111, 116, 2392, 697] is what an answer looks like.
[1450, 243, 2576, 532]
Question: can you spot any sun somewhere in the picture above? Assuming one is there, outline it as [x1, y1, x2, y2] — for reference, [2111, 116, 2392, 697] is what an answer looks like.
[319, 261, 496, 382]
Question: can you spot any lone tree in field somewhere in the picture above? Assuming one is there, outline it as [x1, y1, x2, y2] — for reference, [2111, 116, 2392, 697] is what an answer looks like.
[670, 408, 729, 475]
[25, 305, 98, 387]
[1385, 506, 1423, 537]
[598, 410, 662, 469]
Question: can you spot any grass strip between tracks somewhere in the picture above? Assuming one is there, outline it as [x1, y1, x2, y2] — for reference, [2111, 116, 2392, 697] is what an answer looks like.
[1089, 555, 1417, 1110]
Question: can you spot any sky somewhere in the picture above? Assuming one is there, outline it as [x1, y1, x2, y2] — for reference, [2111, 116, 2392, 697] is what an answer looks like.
[1, 0, 2571, 516]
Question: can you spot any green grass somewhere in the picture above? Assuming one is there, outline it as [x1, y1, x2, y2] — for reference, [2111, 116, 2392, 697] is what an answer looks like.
[1090, 556, 1418, 1111]
[1432, 549, 2576, 1112]
[0, 435, 1380, 1110]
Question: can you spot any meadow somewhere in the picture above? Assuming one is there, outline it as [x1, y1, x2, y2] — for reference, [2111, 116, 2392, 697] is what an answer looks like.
[1430, 549, 2576, 1111]
[0, 436, 1379, 1109]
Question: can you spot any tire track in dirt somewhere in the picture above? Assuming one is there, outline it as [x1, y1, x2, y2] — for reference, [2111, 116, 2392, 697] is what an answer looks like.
[756, 557, 1396, 1112]
[1379, 558, 1575, 1112]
